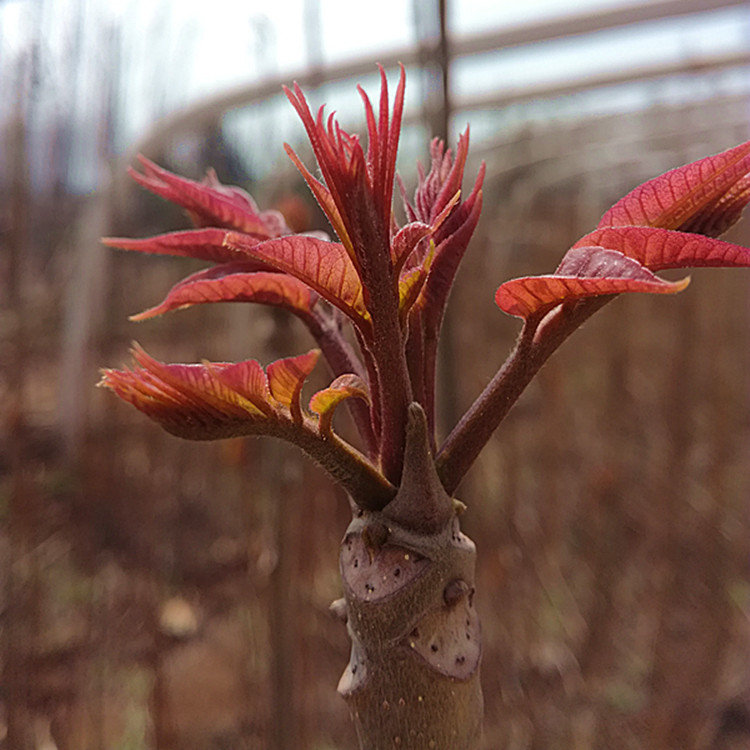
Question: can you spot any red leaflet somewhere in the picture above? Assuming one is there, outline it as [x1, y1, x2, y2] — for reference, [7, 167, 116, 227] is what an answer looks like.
[129, 155, 289, 237]
[447, 139, 750, 493]
[398, 267, 428, 325]
[131, 268, 317, 322]
[390, 222, 432, 274]
[283, 144, 353, 263]
[399, 244, 435, 321]
[418, 168, 484, 324]
[496, 142, 750, 322]
[573, 226, 750, 271]
[267, 350, 321, 424]
[99, 345, 322, 439]
[103, 228, 268, 266]
[403, 130, 471, 226]
[222, 232, 371, 333]
[283, 67, 403, 306]
[310, 374, 370, 436]
[284, 85, 373, 266]
[392, 193, 463, 277]
[358, 65, 405, 229]
[495, 246, 689, 320]
[100, 346, 394, 506]
[207, 359, 275, 416]
[285, 65, 404, 269]
[99, 345, 273, 439]
[598, 139, 750, 236]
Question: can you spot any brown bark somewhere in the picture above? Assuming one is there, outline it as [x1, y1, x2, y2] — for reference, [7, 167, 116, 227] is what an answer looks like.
[335, 405, 484, 749]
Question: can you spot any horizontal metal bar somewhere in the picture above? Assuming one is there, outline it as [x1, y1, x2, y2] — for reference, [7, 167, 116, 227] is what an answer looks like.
[128, 0, 747, 160]
[454, 51, 750, 112]
[450, 0, 748, 58]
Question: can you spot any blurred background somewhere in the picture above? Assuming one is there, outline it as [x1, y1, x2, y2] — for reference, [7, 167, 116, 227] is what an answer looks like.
[2, 0, 750, 748]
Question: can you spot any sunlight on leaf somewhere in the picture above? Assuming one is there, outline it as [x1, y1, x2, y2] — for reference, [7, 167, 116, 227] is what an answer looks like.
[574, 226, 750, 272]
[598, 139, 750, 236]
[496, 246, 689, 319]
[130, 268, 317, 321]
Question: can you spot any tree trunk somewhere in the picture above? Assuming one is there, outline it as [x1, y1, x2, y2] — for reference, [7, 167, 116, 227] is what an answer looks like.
[335, 405, 484, 749]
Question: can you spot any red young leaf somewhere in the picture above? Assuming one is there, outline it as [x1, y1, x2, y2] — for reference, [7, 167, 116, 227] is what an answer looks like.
[284, 84, 373, 268]
[130, 268, 317, 321]
[574, 226, 750, 271]
[283, 67, 420, 482]
[598, 140, 750, 236]
[283, 66, 403, 288]
[419, 167, 485, 324]
[403, 129, 471, 225]
[391, 222, 432, 273]
[267, 349, 321, 424]
[100, 346, 321, 434]
[497, 145, 750, 321]
[130, 155, 288, 238]
[398, 267, 428, 325]
[100, 345, 394, 508]
[283, 144, 354, 264]
[205, 358, 275, 416]
[103, 228, 270, 266]
[391, 192, 462, 276]
[309, 374, 370, 436]
[99, 345, 275, 439]
[399, 243, 435, 321]
[496, 246, 689, 319]
[358, 64, 406, 229]
[222, 231, 371, 333]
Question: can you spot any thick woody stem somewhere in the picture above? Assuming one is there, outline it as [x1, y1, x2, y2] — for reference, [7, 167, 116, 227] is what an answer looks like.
[335, 403, 482, 749]
[337, 513, 482, 750]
